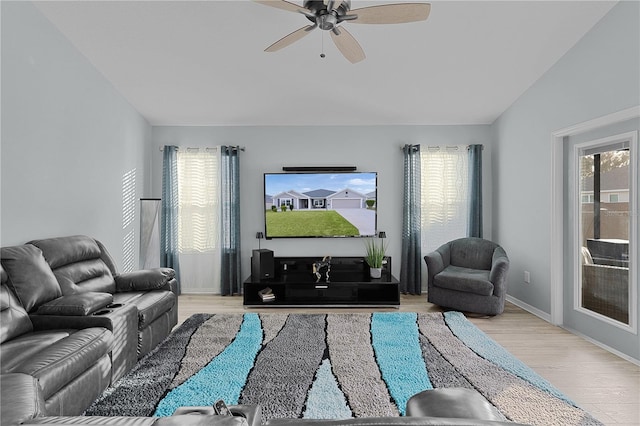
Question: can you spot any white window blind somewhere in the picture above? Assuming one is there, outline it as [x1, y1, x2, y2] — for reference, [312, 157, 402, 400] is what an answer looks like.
[177, 149, 218, 253]
[421, 146, 469, 253]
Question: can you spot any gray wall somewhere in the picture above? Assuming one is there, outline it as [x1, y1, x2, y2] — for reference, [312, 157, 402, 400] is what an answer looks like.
[491, 1, 639, 358]
[151, 125, 493, 281]
[1, 1, 152, 270]
[3, 0, 637, 358]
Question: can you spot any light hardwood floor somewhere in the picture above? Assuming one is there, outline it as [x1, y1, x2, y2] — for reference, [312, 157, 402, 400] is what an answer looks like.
[177, 294, 640, 425]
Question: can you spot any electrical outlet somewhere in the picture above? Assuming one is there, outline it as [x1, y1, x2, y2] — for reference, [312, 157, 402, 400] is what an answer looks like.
[524, 271, 531, 284]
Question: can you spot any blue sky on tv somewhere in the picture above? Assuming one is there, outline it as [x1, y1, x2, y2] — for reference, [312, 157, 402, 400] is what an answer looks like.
[265, 172, 377, 196]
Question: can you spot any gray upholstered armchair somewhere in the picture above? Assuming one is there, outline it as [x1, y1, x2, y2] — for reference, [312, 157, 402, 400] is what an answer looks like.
[424, 237, 509, 315]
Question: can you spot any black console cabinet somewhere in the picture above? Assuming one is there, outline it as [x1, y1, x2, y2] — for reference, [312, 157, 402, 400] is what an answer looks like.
[243, 256, 400, 308]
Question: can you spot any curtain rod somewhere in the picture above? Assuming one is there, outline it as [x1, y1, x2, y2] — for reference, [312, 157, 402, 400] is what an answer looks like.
[399, 144, 484, 151]
[159, 146, 245, 152]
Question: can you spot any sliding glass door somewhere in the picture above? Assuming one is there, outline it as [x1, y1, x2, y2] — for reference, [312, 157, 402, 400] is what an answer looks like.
[576, 138, 633, 326]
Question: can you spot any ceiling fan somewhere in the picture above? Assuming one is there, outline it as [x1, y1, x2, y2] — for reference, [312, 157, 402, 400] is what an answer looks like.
[254, 0, 431, 63]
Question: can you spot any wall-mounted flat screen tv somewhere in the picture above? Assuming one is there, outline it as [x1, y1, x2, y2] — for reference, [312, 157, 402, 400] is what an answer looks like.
[264, 171, 378, 238]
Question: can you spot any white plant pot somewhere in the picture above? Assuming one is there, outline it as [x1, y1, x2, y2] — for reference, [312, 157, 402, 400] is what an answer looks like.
[370, 267, 382, 279]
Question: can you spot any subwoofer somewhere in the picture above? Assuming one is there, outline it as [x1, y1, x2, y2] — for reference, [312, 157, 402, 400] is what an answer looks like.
[252, 249, 274, 280]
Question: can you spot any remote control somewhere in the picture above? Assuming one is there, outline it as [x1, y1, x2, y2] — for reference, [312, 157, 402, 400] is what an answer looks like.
[213, 399, 233, 416]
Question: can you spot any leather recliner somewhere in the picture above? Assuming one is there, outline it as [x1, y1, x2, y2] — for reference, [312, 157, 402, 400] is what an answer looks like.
[0, 282, 113, 416]
[1, 235, 179, 416]
[2, 373, 259, 426]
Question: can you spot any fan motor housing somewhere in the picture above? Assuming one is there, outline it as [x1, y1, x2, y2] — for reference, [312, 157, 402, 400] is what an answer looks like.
[303, 0, 352, 20]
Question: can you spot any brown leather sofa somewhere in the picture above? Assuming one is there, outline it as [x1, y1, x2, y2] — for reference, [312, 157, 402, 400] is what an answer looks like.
[1, 235, 179, 416]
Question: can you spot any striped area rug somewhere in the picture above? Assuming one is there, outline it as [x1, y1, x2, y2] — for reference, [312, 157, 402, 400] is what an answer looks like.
[86, 312, 602, 425]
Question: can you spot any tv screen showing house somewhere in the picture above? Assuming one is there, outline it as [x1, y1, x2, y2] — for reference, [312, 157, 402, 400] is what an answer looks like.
[264, 171, 378, 238]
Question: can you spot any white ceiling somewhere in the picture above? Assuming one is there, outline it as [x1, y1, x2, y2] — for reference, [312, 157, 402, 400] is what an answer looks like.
[34, 0, 617, 126]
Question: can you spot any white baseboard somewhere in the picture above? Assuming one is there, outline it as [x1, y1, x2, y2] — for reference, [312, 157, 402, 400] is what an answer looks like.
[561, 325, 640, 366]
[507, 295, 640, 366]
[506, 295, 552, 322]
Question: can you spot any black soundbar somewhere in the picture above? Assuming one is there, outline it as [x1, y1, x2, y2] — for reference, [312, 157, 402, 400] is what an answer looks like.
[282, 166, 357, 172]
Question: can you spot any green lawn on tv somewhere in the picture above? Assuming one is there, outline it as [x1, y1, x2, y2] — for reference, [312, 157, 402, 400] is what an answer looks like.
[266, 210, 359, 237]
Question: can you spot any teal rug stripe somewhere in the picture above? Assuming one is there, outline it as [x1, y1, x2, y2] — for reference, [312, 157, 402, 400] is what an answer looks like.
[153, 313, 262, 416]
[85, 312, 603, 425]
[371, 312, 432, 415]
[443, 311, 575, 405]
[303, 359, 352, 419]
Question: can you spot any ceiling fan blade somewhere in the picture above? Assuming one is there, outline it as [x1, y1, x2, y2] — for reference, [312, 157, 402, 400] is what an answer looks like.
[254, 0, 305, 14]
[265, 25, 316, 52]
[350, 3, 431, 24]
[330, 27, 365, 64]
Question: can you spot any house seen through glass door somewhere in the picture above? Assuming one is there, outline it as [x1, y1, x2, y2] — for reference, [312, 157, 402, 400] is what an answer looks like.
[578, 142, 631, 325]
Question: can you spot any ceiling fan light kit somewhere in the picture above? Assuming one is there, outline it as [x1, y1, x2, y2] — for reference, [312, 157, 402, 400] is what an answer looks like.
[255, 0, 431, 63]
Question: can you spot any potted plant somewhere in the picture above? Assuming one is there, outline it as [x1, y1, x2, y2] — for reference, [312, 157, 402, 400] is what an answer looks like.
[364, 237, 387, 278]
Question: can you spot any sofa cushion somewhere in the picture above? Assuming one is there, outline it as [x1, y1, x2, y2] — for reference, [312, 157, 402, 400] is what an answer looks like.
[30, 236, 116, 294]
[35, 292, 113, 316]
[0, 283, 34, 344]
[1, 245, 62, 312]
[113, 291, 176, 329]
[2, 327, 113, 399]
[434, 266, 494, 296]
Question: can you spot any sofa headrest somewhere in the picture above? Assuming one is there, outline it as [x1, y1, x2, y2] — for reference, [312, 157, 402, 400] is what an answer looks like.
[28, 235, 116, 295]
[1, 245, 62, 312]
[29, 235, 102, 269]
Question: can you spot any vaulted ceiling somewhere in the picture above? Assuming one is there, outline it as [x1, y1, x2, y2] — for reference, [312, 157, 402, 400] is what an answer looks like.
[34, 1, 617, 126]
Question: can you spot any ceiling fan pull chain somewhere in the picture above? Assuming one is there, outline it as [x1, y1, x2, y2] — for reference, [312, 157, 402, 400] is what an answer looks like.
[320, 31, 326, 58]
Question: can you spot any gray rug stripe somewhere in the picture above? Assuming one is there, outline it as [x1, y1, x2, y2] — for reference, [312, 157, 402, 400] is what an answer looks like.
[169, 313, 244, 389]
[417, 314, 602, 426]
[259, 313, 288, 345]
[240, 314, 327, 420]
[84, 313, 213, 417]
[326, 313, 399, 417]
[417, 334, 475, 390]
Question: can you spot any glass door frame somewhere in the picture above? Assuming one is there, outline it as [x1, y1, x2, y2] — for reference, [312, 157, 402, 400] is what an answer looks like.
[551, 106, 639, 335]
[570, 132, 637, 332]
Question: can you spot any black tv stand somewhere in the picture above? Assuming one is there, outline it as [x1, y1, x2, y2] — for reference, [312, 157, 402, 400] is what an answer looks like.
[243, 256, 400, 308]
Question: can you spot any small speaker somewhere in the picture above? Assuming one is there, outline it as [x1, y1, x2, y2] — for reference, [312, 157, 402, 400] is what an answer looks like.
[252, 249, 274, 280]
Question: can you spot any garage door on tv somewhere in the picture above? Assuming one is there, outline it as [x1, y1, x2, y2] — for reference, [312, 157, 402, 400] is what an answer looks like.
[263, 171, 378, 238]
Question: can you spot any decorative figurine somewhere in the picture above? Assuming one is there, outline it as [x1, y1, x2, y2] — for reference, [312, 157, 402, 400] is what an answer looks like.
[313, 256, 331, 283]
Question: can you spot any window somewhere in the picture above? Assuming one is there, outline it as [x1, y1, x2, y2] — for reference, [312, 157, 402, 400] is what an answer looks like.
[420, 146, 469, 253]
[177, 150, 218, 253]
[582, 194, 594, 203]
[609, 194, 619, 203]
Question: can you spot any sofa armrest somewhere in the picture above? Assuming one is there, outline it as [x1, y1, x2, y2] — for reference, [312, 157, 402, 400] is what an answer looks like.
[1, 373, 46, 425]
[489, 247, 509, 294]
[115, 268, 175, 292]
[33, 292, 113, 316]
[155, 416, 248, 426]
[424, 244, 450, 286]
